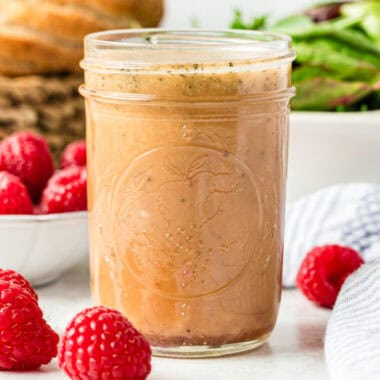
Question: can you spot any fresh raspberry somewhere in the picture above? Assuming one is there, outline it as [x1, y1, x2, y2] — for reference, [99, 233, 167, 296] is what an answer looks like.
[0, 280, 59, 370]
[33, 204, 43, 215]
[0, 171, 33, 214]
[61, 140, 86, 169]
[40, 166, 87, 214]
[0, 269, 38, 300]
[58, 306, 152, 380]
[296, 244, 364, 308]
[0, 132, 54, 202]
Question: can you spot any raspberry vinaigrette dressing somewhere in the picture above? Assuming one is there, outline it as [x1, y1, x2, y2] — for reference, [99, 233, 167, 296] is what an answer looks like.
[80, 29, 295, 357]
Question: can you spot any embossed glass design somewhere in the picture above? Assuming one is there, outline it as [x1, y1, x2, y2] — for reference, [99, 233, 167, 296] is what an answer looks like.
[80, 29, 295, 358]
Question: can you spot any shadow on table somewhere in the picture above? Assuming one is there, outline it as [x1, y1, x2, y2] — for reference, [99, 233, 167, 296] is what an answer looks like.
[297, 321, 327, 351]
[244, 320, 327, 357]
[4, 362, 61, 376]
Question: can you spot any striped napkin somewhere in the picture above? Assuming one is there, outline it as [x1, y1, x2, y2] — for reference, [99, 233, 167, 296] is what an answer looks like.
[325, 258, 380, 380]
[284, 183, 380, 380]
[284, 183, 380, 287]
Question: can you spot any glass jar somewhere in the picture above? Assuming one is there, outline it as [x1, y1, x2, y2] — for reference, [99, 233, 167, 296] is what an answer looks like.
[80, 29, 295, 358]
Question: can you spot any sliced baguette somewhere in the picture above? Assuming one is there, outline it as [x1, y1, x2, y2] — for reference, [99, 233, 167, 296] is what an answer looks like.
[0, 26, 82, 75]
[0, 0, 164, 75]
[0, 0, 139, 44]
[47, 0, 164, 27]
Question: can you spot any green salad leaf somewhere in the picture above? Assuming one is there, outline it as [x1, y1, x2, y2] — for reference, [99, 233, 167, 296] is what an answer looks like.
[230, 1, 380, 111]
[230, 10, 267, 30]
[294, 40, 378, 81]
[271, 14, 314, 34]
[292, 77, 375, 111]
[341, 1, 380, 43]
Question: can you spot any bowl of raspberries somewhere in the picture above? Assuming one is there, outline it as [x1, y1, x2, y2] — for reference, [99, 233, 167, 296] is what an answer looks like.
[0, 131, 88, 286]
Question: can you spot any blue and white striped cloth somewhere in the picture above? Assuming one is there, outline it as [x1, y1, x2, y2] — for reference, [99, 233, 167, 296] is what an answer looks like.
[284, 183, 380, 287]
[325, 258, 380, 380]
[284, 183, 380, 380]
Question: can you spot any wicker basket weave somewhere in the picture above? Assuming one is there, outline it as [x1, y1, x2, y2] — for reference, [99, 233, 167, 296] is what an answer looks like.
[0, 74, 84, 164]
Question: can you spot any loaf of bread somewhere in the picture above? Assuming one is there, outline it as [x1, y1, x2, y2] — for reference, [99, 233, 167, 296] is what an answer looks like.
[0, 0, 164, 75]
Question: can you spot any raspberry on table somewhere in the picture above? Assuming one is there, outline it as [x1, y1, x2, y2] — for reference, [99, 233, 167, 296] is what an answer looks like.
[40, 166, 87, 214]
[0, 132, 54, 202]
[0, 268, 38, 300]
[0, 171, 33, 214]
[0, 280, 59, 370]
[58, 306, 152, 380]
[61, 140, 86, 169]
[296, 244, 364, 308]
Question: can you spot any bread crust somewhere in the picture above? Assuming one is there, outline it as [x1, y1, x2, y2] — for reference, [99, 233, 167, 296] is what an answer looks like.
[48, 0, 165, 27]
[2, 2, 139, 44]
[0, 0, 164, 75]
[0, 27, 82, 75]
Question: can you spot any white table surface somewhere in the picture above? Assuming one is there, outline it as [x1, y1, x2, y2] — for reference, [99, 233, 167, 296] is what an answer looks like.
[0, 264, 330, 380]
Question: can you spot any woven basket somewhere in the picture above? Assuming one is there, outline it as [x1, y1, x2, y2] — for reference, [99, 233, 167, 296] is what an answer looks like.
[0, 74, 84, 164]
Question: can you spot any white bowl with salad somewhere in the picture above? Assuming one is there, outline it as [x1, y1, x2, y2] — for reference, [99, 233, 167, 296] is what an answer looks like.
[232, 1, 380, 200]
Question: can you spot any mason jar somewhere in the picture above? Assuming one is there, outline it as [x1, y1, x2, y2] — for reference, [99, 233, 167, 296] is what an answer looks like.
[80, 29, 295, 358]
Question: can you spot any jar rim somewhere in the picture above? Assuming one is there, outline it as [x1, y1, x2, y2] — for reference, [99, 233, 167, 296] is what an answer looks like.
[85, 28, 291, 49]
[81, 28, 295, 71]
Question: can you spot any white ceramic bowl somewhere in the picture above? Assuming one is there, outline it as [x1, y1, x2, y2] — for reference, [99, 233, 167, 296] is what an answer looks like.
[287, 111, 380, 201]
[0, 212, 88, 286]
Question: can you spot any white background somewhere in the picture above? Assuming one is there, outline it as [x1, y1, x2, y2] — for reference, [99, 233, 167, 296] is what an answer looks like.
[163, 0, 317, 28]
